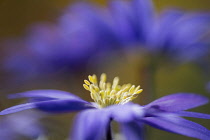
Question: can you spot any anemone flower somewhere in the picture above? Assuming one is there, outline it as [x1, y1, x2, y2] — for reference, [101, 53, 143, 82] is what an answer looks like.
[3, 1, 117, 78]
[1, 74, 210, 140]
[4, 0, 209, 80]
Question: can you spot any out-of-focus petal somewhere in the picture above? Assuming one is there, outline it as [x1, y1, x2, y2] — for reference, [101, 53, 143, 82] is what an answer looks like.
[0, 111, 45, 139]
[120, 121, 144, 140]
[109, 0, 137, 44]
[8, 89, 80, 100]
[145, 93, 209, 112]
[71, 109, 110, 140]
[0, 103, 36, 115]
[176, 111, 210, 119]
[143, 115, 210, 140]
[147, 9, 210, 63]
[35, 99, 94, 113]
[147, 9, 184, 49]
[132, 0, 154, 41]
[68, 3, 118, 49]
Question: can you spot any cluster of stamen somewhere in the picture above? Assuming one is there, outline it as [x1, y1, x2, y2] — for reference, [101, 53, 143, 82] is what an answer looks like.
[83, 73, 143, 108]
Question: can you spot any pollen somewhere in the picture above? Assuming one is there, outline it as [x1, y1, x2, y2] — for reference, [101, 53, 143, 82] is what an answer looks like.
[83, 73, 143, 108]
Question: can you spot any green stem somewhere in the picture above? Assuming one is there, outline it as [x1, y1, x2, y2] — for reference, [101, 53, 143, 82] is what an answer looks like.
[139, 56, 158, 103]
[106, 123, 112, 140]
[147, 57, 158, 100]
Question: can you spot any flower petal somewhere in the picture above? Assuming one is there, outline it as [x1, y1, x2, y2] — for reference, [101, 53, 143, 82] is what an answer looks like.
[132, 0, 154, 41]
[8, 89, 80, 100]
[176, 111, 210, 119]
[147, 9, 184, 49]
[109, 0, 137, 43]
[145, 93, 209, 112]
[120, 121, 144, 140]
[143, 115, 210, 140]
[0, 103, 36, 115]
[108, 103, 145, 123]
[68, 3, 118, 49]
[71, 109, 110, 140]
[1, 98, 94, 115]
[35, 99, 94, 113]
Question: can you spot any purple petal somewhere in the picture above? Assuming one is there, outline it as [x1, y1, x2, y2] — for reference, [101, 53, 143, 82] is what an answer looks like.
[120, 121, 144, 140]
[35, 99, 94, 113]
[8, 89, 80, 100]
[1, 98, 94, 115]
[176, 111, 210, 119]
[68, 3, 118, 49]
[148, 9, 184, 48]
[71, 109, 110, 140]
[109, 0, 137, 43]
[143, 115, 210, 140]
[107, 103, 145, 123]
[145, 93, 209, 112]
[0, 103, 36, 115]
[0, 111, 45, 138]
[132, 0, 154, 41]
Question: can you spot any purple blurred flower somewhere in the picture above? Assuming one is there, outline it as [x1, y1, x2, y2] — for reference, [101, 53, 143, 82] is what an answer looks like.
[147, 9, 210, 63]
[0, 111, 45, 140]
[4, 0, 209, 78]
[1, 74, 210, 140]
[4, 2, 119, 77]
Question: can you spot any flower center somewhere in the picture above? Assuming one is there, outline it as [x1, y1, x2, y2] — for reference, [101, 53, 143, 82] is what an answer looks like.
[83, 73, 143, 108]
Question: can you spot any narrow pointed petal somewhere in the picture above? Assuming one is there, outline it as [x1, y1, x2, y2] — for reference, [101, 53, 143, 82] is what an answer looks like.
[35, 99, 94, 113]
[1, 98, 94, 115]
[143, 115, 210, 140]
[8, 90, 80, 100]
[176, 111, 210, 119]
[145, 93, 209, 111]
[0, 103, 36, 115]
[71, 109, 110, 140]
[120, 121, 144, 140]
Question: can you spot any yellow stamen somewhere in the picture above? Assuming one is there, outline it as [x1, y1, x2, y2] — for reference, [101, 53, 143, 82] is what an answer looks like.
[83, 84, 90, 90]
[83, 73, 143, 108]
[84, 80, 91, 85]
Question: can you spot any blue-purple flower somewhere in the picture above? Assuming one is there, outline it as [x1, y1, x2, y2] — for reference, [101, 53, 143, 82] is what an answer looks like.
[3, 1, 119, 77]
[1, 74, 210, 140]
[3, 0, 210, 78]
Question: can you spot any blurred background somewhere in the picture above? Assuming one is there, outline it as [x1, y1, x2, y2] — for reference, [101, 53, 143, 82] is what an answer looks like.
[0, 0, 210, 140]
